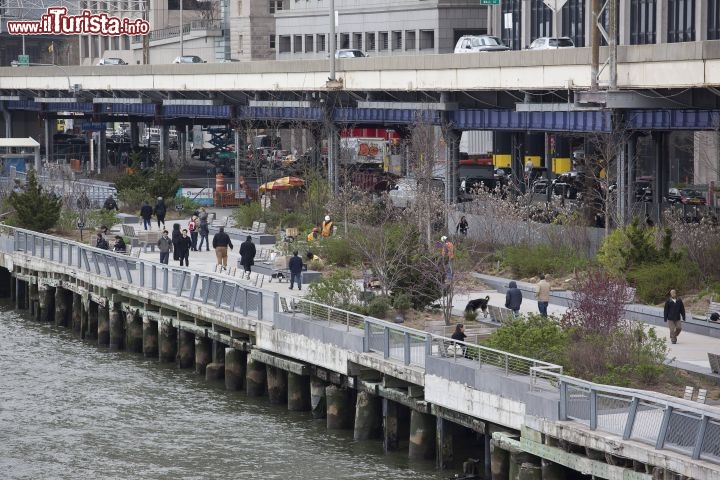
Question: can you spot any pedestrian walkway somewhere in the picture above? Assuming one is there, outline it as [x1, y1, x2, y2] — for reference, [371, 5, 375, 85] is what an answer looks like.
[110, 208, 719, 376]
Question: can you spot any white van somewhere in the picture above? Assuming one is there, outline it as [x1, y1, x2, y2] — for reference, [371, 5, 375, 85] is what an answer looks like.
[454, 35, 510, 53]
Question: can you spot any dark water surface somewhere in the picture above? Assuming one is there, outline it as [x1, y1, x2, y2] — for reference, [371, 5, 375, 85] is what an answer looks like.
[0, 302, 450, 480]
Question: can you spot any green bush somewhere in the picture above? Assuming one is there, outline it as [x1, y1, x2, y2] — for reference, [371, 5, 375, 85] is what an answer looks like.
[117, 187, 150, 213]
[392, 293, 412, 313]
[172, 195, 201, 214]
[627, 261, 698, 304]
[367, 296, 391, 319]
[232, 203, 263, 228]
[483, 314, 569, 366]
[502, 244, 589, 278]
[306, 269, 359, 307]
[320, 237, 356, 267]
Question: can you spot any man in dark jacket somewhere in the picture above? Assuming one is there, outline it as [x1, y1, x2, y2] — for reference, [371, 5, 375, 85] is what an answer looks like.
[288, 250, 303, 290]
[103, 195, 118, 211]
[239, 235, 256, 277]
[140, 201, 153, 230]
[663, 289, 686, 344]
[212, 226, 234, 271]
[154, 196, 167, 230]
[505, 280, 523, 315]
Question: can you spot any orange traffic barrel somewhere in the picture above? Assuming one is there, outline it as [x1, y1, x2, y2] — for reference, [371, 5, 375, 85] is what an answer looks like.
[70, 158, 81, 172]
[215, 173, 225, 192]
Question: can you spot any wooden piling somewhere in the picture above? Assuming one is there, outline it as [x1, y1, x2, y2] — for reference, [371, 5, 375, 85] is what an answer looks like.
[266, 365, 288, 405]
[125, 311, 143, 353]
[142, 317, 158, 358]
[177, 329, 195, 368]
[195, 336, 212, 375]
[109, 307, 124, 350]
[97, 304, 109, 346]
[409, 410, 436, 460]
[245, 358, 267, 397]
[326, 385, 353, 430]
[354, 390, 381, 441]
[159, 322, 177, 363]
[224, 348, 246, 391]
[287, 372, 310, 411]
[310, 376, 327, 419]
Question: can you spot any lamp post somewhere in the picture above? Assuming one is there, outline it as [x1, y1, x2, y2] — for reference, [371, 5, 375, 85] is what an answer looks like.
[180, 0, 184, 56]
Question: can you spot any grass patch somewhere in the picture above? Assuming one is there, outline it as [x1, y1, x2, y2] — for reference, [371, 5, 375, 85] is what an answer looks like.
[501, 244, 591, 278]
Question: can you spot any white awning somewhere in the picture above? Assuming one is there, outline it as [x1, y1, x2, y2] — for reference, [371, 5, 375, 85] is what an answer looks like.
[0, 137, 41, 148]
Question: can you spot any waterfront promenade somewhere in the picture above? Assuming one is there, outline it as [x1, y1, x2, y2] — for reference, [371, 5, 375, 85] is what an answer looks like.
[113, 209, 720, 376]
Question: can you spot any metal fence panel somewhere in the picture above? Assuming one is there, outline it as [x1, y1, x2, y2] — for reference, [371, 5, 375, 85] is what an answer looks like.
[665, 410, 702, 455]
[701, 419, 720, 462]
[565, 385, 591, 424]
[596, 394, 632, 436]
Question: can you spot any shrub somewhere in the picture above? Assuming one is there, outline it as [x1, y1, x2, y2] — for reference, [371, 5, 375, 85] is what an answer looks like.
[306, 269, 359, 307]
[502, 244, 589, 278]
[483, 314, 569, 366]
[118, 187, 149, 213]
[7, 168, 62, 232]
[392, 293, 412, 313]
[320, 237, 356, 267]
[172, 195, 201, 214]
[232, 202, 263, 228]
[628, 261, 698, 304]
[367, 296, 391, 319]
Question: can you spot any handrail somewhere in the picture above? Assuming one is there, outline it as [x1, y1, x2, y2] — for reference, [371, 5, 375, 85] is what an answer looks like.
[131, 20, 222, 44]
[1, 227, 264, 321]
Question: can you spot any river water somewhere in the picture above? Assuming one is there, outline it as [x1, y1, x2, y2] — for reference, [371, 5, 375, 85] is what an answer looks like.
[0, 302, 450, 480]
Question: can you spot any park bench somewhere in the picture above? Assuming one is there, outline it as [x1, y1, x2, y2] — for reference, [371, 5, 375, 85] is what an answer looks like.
[706, 296, 720, 323]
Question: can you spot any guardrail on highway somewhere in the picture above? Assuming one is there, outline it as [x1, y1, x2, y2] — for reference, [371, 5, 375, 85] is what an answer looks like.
[2, 227, 264, 320]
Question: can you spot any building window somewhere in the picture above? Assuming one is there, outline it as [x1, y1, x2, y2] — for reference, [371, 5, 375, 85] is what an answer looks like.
[561, 0, 585, 47]
[629, 0, 656, 44]
[405, 30, 416, 50]
[278, 35, 290, 53]
[530, 0, 553, 40]
[501, 1, 521, 50]
[667, 0, 695, 43]
[365, 32, 375, 52]
[710, 0, 720, 40]
[392, 30, 402, 50]
[269, 0, 283, 14]
[353, 32, 362, 50]
[269, 34, 276, 49]
[379, 32, 388, 51]
[419, 29, 434, 50]
[317, 34, 326, 52]
[340, 33, 349, 49]
[305, 35, 314, 52]
[293, 35, 302, 52]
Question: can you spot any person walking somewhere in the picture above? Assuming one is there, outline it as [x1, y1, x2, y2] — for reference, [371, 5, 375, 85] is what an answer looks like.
[663, 289, 686, 344]
[140, 201, 153, 230]
[212, 226, 234, 271]
[456, 216, 468, 236]
[440, 235, 455, 279]
[288, 250, 303, 290]
[198, 208, 210, 251]
[157, 230, 173, 264]
[188, 215, 199, 251]
[154, 196, 167, 230]
[239, 235, 256, 277]
[535, 274, 550, 317]
[170, 223, 182, 262]
[103, 194, 118, 211]
[176, 229, 192, 267]
[505, 280, 523, 316]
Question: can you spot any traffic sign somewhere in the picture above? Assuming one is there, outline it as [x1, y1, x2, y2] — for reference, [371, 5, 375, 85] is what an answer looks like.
[81, 122, 105, 131]
[480, 0, 500, 4]
[17, 55, 30, 66]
